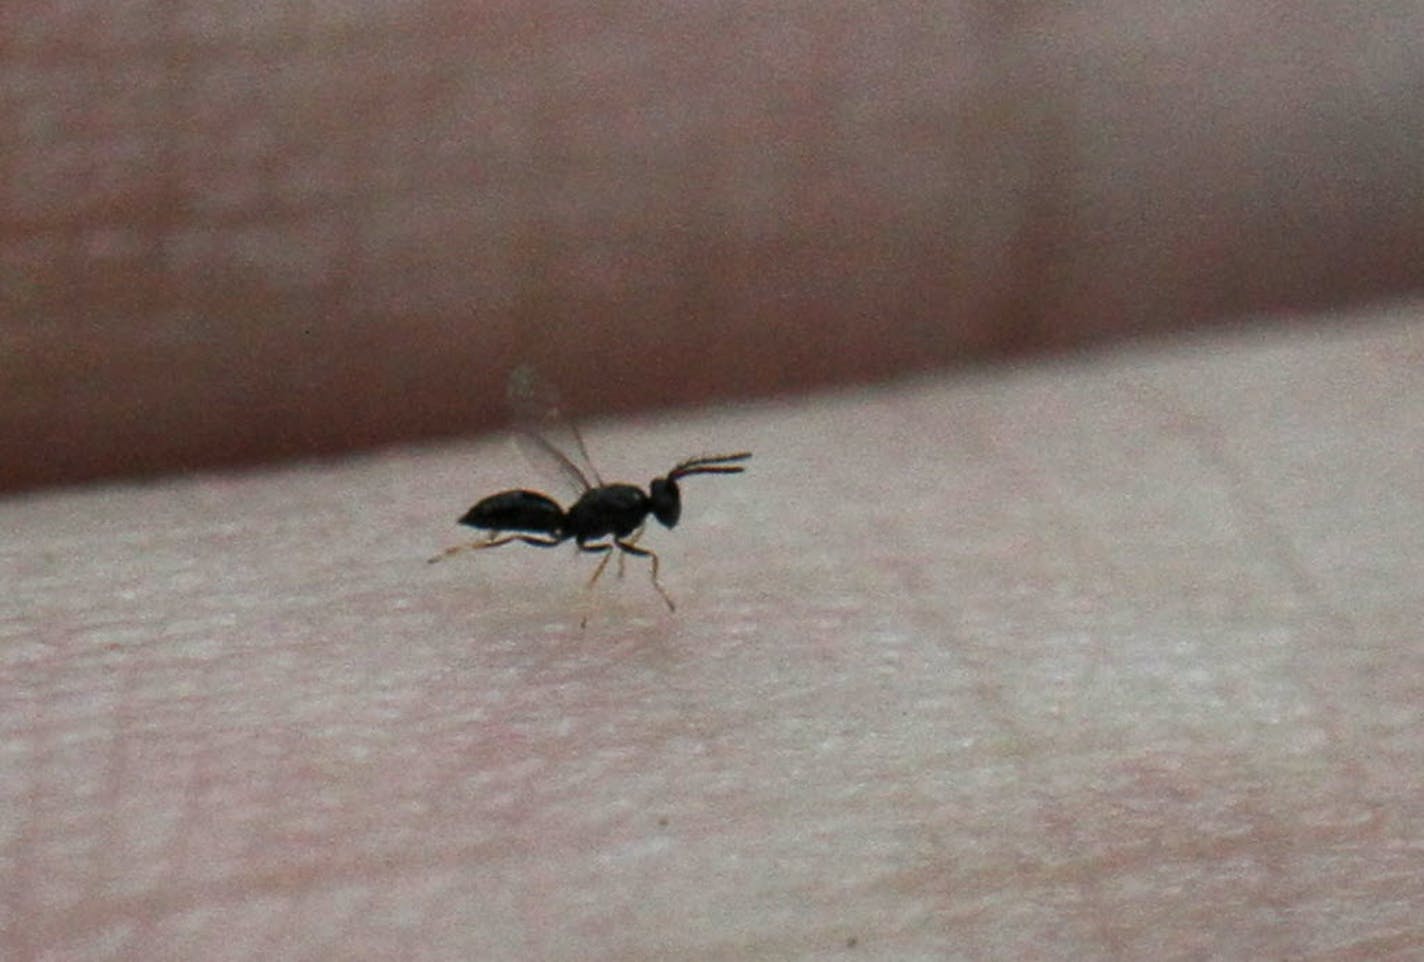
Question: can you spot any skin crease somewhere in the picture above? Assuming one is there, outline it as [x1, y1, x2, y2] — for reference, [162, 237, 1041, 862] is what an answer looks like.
[3, 2, 1424, 960]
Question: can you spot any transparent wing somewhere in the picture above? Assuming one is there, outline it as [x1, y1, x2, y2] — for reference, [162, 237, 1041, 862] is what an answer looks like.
[506, 364, 603, 498]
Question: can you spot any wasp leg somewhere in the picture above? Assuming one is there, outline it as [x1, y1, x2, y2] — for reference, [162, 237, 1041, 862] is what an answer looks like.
[575, 541, 616, 629]
[615, 540, 674, 612]
[427, 534, 563, 564]
[579, 542, 615, 589]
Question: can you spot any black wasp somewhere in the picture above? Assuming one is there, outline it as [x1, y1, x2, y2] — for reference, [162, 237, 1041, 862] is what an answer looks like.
[429, 366, 750, 615]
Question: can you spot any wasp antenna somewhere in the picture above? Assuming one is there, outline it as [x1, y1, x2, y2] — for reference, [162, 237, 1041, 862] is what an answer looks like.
[670, 452, 752, 480]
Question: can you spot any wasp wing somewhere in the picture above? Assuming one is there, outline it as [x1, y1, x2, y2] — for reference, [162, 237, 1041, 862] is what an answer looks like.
[506, 364, 603, 498]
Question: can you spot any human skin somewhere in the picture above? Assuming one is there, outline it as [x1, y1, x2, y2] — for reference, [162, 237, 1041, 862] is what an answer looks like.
[4, 309, 1424, 959]
[3, 0, 1424, 490]
[4, 1, 1424, 959]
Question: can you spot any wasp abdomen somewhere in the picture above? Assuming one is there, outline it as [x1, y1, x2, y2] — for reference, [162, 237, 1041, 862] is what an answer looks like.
[460, 490, 565, 536]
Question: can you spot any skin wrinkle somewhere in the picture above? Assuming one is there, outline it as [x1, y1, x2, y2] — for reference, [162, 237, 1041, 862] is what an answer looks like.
[962, 424, 1131, 959]
[1139, 364, 1416, 781]
[1121, 380, 1371, 796]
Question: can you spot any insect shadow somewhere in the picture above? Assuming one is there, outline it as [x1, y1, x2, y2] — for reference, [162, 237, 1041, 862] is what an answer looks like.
[430, 367, 750, 622]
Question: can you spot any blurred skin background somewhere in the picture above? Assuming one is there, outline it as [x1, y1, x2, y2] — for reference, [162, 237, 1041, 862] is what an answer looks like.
[2, 0, 1423, 492]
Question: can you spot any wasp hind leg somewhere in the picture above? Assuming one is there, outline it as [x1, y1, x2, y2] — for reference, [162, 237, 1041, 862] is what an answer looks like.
[575, 541, 616, 629]
[427, 533, 563, 564]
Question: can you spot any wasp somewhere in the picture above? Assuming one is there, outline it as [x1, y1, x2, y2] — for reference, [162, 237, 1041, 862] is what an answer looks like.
[430, 367, 749, 615]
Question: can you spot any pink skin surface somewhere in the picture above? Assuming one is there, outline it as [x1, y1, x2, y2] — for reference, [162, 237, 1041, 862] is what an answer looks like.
[5, 309, 1424, 959]
[4, 0, 1424, 958]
